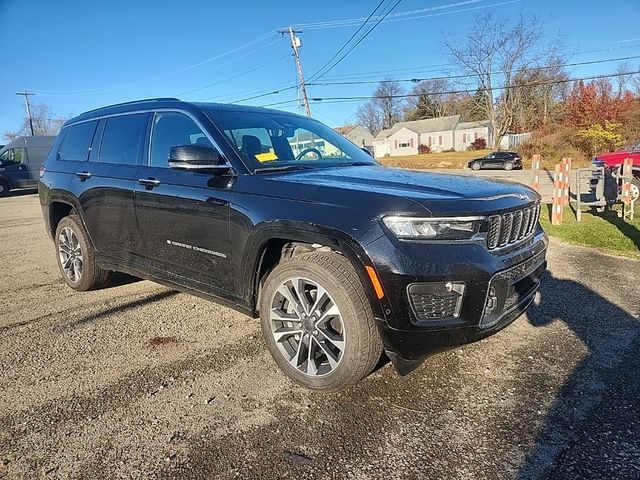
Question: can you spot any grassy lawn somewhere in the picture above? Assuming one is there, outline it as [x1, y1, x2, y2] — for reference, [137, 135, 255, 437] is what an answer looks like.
[377, 149, 493, 169]
[377, 150, 592, 170]
[539, 204, 640, 259]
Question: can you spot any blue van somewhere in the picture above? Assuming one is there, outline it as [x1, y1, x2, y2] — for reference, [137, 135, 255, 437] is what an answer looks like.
[0, 136, 55, 196]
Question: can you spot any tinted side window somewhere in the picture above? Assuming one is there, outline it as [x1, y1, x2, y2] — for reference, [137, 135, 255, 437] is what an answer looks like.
[0, 148, 23, 165]
[99, 114, 148, 165]
[57, 121, 98, 161]
[150, 112, 213, 167]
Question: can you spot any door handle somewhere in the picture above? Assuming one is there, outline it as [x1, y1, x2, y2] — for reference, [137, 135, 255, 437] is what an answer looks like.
[138, 178, 161, 188]
[75, 171, 92, 180]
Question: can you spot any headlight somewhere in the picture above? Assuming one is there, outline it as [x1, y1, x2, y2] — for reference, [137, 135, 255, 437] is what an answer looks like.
[382, 216, 485, 240]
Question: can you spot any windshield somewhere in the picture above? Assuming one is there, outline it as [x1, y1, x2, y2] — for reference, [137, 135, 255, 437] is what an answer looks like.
[206, 109, 376, 172]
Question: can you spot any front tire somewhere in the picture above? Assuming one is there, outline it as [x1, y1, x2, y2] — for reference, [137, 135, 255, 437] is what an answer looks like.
[470, 161, 481, 171]
[260, 251, 382, 391]
[0, 180, 9, 197]
[55, 215, 111, 291]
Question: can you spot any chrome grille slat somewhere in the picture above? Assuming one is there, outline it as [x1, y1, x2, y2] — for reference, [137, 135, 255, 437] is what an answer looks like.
[511, 210, 523, 242]
[486, 203, 540, 251]
[499, 212, 513, 246]
[520, 208, 531, 239]
[487, 215, 501, 249]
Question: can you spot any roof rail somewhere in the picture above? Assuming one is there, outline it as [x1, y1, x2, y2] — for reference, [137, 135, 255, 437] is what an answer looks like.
[80, 97, 181, 116]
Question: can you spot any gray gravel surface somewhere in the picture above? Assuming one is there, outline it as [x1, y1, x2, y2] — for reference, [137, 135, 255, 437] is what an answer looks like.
[0, 193, 638, 480]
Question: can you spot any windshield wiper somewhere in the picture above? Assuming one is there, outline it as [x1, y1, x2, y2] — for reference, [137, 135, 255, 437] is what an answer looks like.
[253, 164, 315, 174]
[336, 161, 374, 167]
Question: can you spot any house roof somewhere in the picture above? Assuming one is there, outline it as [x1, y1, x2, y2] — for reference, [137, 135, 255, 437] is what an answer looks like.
[334, 125, 358, 135]
[374, 115, 461, 141]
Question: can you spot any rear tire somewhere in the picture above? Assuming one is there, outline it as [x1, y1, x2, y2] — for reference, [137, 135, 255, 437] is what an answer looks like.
[55, 215, 111, 291]
[630, 177, 640, 202]
[470, 161, 481, 171]
[0, 180, 9, 197]
[503, 161, 514, 171]
[260, 251, 382, 392]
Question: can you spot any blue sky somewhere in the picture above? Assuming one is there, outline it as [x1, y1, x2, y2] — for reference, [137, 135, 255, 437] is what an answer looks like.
[1, 0, 639, 134]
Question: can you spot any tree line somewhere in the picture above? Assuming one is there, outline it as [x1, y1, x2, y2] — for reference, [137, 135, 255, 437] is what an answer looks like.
[355, 11, 640, 154]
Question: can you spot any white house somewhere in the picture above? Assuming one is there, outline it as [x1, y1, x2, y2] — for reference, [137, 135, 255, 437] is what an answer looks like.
[372, 115, 493, 157]
[334, 125, 374, 149]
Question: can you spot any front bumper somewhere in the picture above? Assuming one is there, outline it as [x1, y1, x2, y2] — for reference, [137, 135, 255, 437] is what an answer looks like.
[365, 228, 548, 373]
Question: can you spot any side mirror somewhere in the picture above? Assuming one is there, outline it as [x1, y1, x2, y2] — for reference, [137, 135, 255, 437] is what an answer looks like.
[168, 145, 230, 174]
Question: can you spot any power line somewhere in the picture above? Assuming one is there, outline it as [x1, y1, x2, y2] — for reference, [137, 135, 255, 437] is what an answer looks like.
[177, 54, 290, 97]
[305, 54, 640, 87]
[29, 31, 280, 96]
[259, 70, 640, 108]
[307, 0, 387, 83]
[289, 0, 511, 30]
[225, 53, 640, 105]
[311, 0, 404, 82]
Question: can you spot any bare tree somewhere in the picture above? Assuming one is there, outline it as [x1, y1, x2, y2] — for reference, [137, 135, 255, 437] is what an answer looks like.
[444, 11, 561, 147]
[404, 78, 473, 120]
[356, 79, 405, 135]
[3, 103, 67, 141]
[356, 102, 383, 136]
[511, 57, 569, 131]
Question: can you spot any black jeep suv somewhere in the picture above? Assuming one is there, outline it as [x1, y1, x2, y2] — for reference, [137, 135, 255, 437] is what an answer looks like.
[39, 98, 547, 391]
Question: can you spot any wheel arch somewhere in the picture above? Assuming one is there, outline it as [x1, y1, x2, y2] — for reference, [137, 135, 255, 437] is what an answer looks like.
[242, 223, 384, 319]
[44, 192, 87, 242]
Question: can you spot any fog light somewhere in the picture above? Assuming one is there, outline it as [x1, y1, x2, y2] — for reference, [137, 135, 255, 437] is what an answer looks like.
[484, 287, 498, 316]
[408, 281, 465, 320]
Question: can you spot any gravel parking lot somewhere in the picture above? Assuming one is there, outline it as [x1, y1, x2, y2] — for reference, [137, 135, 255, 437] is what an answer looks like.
[1, 192, 639, 480]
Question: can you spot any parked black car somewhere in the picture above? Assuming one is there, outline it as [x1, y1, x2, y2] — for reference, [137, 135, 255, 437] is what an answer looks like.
[468, 151, 522, 171]
[0, 136, 55, 196]
[39, 99, 546, 391]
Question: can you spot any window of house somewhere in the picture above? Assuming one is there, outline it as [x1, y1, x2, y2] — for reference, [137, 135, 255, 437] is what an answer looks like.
[439, 135, 443, 146]
[150, 112, 213, 167]
[462, 133, 467, 143]
[474, 132, 478, 140]
[99, 114, 148, 165]
[398, 140, 410, 148]
[428, 137, 432, 147]
[57, 121, 98, 162]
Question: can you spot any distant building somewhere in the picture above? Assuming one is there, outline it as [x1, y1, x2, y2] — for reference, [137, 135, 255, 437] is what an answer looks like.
[334, 125, 374, 150]
[372, 115, 492, 157]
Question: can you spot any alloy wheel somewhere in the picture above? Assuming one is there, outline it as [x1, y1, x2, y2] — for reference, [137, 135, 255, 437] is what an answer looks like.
[269, 277, 345, 377]
[58, 226, 83, 283]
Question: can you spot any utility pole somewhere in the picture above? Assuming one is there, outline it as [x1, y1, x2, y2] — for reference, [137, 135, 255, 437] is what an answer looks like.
[16, 91, 35, 136]
[278, 27, 311, 117]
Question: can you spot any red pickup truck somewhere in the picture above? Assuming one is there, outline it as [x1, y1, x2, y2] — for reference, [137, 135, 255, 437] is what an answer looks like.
[594, 146, 640, 168]
[594, 147, 640, 187]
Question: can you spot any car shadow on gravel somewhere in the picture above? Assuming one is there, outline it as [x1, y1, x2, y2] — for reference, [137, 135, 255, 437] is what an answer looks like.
[517, 272, 640, 479]
[69, 290, 179, 328]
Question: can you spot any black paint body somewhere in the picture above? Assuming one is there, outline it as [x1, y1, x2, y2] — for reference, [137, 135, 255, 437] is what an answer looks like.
[39, 99, 547, 374]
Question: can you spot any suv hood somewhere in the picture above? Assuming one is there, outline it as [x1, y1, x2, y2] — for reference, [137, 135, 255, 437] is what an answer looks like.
[261, 165, 539, 215]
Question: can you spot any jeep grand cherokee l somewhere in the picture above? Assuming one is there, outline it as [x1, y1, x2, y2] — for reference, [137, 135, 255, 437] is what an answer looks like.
[39, 98, 547, 391]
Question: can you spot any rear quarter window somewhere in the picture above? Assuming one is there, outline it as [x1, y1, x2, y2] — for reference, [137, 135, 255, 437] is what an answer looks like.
[57, 121, 98, 161]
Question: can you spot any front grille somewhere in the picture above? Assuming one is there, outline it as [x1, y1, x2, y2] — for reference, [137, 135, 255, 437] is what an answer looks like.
[486, 203, 540, 250]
